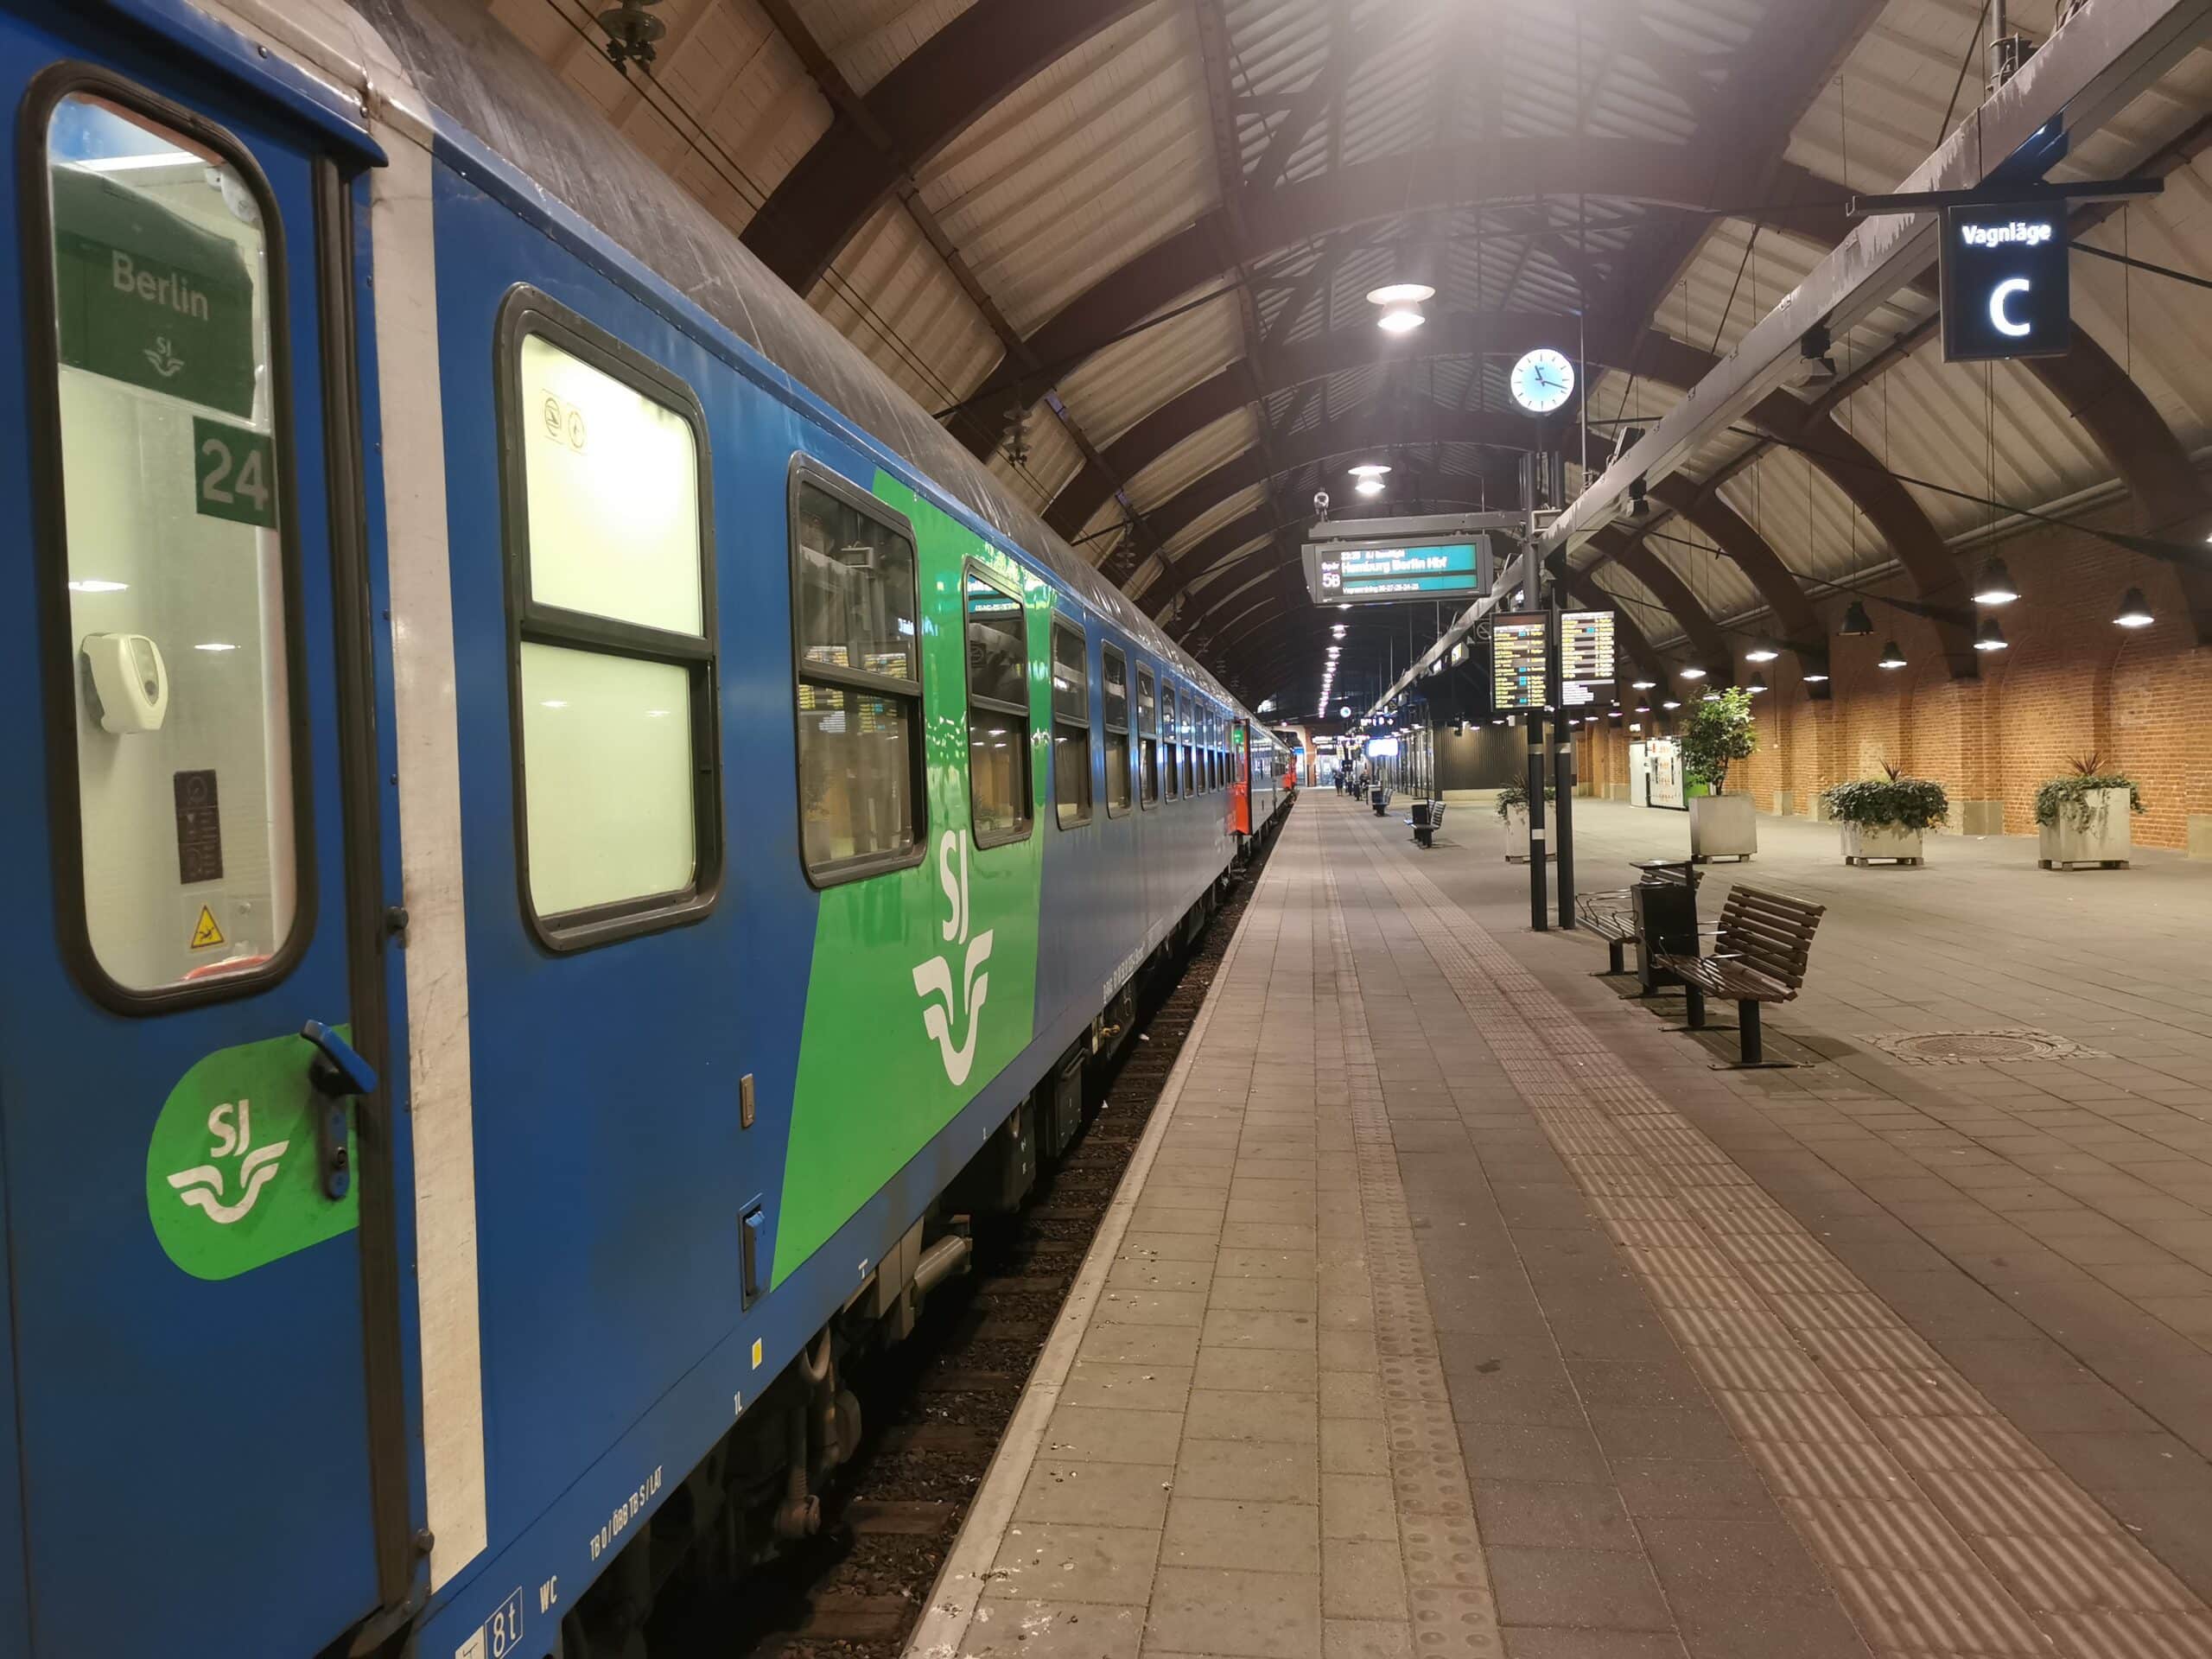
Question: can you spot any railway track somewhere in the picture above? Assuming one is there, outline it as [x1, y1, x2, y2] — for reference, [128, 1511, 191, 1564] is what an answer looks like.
[649, 837, 1272, 1658]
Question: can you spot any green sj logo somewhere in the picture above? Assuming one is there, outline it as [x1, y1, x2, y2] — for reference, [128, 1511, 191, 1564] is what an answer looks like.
[145, 1031, 359, 1281]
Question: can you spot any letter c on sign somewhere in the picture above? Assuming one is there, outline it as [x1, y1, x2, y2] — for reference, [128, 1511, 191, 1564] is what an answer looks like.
[1989, 277, 2032, 339]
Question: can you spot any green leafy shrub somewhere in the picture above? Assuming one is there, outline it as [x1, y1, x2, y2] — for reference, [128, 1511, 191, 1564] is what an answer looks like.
[1682, 687, 1758, 791]
[1821, 764, 1949, 832]
[1494, 776, 1556, 823]
[2034, 753, 2145, 830]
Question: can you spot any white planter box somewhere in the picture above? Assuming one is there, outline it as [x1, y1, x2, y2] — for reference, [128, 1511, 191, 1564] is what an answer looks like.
[1500, 802, 1557, 862]
[1840, 823, 1923, 867]
[1688, 792, 1757, 862]
[2039, 786, 2133, 870]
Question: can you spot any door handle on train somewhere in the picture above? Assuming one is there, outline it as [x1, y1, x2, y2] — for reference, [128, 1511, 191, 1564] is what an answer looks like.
[302, 1020, 377, 1201]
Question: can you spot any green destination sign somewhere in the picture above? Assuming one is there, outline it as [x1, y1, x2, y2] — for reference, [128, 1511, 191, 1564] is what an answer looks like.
[1302, 534, 1492, 607]
[52, 166, 257, 417]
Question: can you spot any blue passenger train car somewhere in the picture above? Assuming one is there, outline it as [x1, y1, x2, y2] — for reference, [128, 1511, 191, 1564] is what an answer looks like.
[0, 2, 1291, 1655]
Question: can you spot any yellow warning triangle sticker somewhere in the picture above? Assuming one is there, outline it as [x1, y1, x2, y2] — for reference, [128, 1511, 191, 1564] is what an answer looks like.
[189, 906, 225, 950]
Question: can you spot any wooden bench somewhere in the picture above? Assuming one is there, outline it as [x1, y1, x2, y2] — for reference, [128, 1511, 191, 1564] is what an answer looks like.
[1402, 800, 1447, 849]
[1575, 861, 1699, 976]
[1654, 885, 1825, 1066]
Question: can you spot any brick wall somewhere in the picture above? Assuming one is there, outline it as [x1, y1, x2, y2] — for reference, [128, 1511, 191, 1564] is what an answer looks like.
[1652, 504, 2212, 851]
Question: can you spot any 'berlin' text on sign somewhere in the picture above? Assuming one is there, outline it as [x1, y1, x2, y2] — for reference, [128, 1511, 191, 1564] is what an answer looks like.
[1939, 203, 2071, 363]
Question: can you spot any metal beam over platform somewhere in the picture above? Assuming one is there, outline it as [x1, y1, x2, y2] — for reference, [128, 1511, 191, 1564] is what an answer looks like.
[1363, 0, 2212, 718]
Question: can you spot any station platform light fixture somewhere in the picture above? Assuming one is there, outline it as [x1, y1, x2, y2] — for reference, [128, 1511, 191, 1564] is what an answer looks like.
[1878, 639, 1909, 669]
[2114, 588, 2155, 627]
[1974, 618, 2010, 652]
[1974, 557, 2019, 604]
[1840, 600, 1874, 637]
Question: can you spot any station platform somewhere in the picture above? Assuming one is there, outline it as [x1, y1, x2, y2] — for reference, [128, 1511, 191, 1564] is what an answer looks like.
[909, 795, 2212, 1659]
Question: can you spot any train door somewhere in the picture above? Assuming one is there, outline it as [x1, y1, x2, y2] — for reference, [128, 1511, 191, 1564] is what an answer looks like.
[1230, 719, 1253, 835]
[0, 20, 400, 1657]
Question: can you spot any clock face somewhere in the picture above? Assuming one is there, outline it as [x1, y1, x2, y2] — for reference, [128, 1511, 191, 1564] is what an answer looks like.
[1510, 348, 1575, 414]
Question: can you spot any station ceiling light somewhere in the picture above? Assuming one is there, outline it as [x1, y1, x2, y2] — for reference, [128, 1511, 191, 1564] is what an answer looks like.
[1366, 282, 1433, 334]
[1802, 668, 1830, 683]
[1747, 672, 1769, 694]
[2114, 588, 2155, 627]
[1677, 663, 1708, 681]
[1662, 699, 1682, 709]
[1878, 639, 1908, 669]
[1840, 600, 1874, 637]
[1745, 638, 1779, 663]
[1630, 676, 1656, 690]
[1700, 688, 1722, 702]
[1350, 461, 1391, 497]
[1974, 557, 2019, 605]
[1974, 618, 2009, 652]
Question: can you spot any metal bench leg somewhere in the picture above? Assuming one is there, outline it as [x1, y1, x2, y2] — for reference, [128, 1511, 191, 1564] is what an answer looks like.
[1608, 939, 1624, 976]
[1683, 983, 1706, 1028]
[1739, 1000, 1762, 1065]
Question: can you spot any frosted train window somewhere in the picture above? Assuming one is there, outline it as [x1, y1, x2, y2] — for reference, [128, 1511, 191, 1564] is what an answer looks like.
[792, 471, 924, 882]
[502, 291, 719, 948]
[518, 334, 702, 635]
[39, 92, 299, 996]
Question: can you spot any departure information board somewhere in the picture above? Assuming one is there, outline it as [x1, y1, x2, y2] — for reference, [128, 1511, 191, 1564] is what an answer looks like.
[1304, 537, 1490, 607]
[1491, 613, 1549, 710]
[1559, 609, 1617, 706]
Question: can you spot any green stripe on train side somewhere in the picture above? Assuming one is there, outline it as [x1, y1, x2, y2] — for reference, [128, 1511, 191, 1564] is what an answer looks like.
[772, 474, 1047, 1286]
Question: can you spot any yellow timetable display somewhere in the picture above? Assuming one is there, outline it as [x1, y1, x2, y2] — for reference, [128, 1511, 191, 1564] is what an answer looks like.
[1491, 614, 1548, 710]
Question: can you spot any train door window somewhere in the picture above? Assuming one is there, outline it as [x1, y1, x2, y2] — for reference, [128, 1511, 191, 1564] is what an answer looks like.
[1181, 701, 1197, 795]
[1102, 644, 1131, 817]
[965, 567, 1031, 847]
[503, 293, 719, 946]
[791, 466, 925, 883]
[1160, 684, 1179, 801]
[1136, 667, 1160, 809]
[1211, 715, 1222, 790]
[33, 92, 305, 995]
[1051, 619, 1092, 829]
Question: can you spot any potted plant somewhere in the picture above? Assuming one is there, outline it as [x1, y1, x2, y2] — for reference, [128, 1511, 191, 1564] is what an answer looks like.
[1496, 776, 1557, 861]
[2036, 755, 2144, 870]
[1682, 688, 1758, 861]
[1821, 763, 1948, 867]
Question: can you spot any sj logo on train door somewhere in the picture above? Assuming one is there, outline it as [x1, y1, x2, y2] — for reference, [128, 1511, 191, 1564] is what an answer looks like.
[912, 830, 994, 1085]
[144, 1029, 359, 1280]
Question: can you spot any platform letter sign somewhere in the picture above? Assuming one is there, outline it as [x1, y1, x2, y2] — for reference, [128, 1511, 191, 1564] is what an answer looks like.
[1940, 204, 2071, 362]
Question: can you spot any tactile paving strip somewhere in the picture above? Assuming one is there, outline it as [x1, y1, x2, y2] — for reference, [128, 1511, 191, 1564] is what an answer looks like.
[1339, 817, 2212, 1659]
[1320, 858, 1503, 1659]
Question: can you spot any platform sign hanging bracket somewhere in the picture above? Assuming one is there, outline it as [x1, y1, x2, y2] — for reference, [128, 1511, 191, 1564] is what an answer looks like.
[1844, 175, 2163, 218]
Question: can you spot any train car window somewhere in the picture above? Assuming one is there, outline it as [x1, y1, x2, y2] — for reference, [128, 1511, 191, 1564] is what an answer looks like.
[791, 466, 925, 884]
[30, 91, 308, 998]
[965, 568, 1031, 847]
[1160, 685, 1180, 801]
[1050, 619, 1092, 829]
[503, 292, 720, 948]
[1136, 667, 1160, 809]
[1181, 700, 1197, 796]
[1102, 645, 1132, 818]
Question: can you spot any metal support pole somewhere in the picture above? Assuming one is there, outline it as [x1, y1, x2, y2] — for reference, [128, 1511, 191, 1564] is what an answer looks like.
[1553, 704, 1576, 931]
[1526, 713, 1548, 931]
